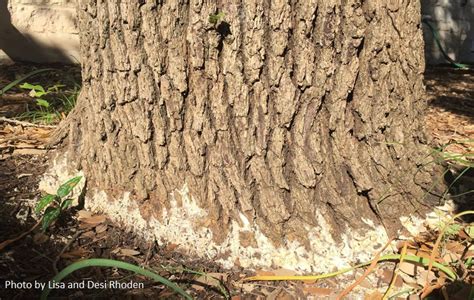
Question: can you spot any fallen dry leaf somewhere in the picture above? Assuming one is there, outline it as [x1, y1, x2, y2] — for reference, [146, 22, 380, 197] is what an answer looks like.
[396, 240, 417, 251]
[10, 142, 37, 148]
[80, 230, 95, 239]
[464, 250, 474, 258]
[378, 268, 404, 288]
[415, 268, 437, 287]
[79, 222, 97, 230]
[445, 240, 467, 253]
[255, 270, 276, 277]
[272, 268, 298, 277]
[399, 261, 418, 277]
[77, 210, 92, 219]
[80, 215, 106, 225]
[240, 283, 255, 294]
[114, 248, 141, 257]
[164, 243, 179, 252]
[302, 286, 332, 296]
[61, 247, 90, 258]
[357, 277, 373, 289]
[406, 247, 432, 260]
[192, 273, 224, 292]
[364, 290, 383, 300]
[95, 224, 108, 234]
[442, 251, 461, 264]
[396, 269, 419, 287]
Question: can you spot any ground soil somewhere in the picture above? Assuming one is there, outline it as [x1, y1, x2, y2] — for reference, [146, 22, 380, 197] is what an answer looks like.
[0, 64, 472, 299]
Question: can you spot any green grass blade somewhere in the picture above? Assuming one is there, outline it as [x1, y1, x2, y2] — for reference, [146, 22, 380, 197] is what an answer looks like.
[243, 254, 457, 282]
[40, 258, 193, 300]
[0, 68, 54, 95]
[442, 167, 472, 200]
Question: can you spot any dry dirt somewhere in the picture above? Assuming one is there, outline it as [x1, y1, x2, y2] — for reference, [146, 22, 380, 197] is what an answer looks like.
[0, 64, 472, 299]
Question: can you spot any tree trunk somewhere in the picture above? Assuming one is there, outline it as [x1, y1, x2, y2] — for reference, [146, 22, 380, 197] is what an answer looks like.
[60, 0, 438, 271]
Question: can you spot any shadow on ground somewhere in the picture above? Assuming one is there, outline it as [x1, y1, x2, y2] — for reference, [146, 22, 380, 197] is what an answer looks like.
[424, 66, 474, 221]
[0, 1, 74, 64]
[425, 67, 474, 121]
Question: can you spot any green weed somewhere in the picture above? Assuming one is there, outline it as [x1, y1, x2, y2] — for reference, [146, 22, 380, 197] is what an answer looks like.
[19, 82, 65, 108]
[432, 139, 474, 168]
[35, 176, 82, 231]
[209, 12, 225, 24]
[414, 140, 474, 206]
[17, 81, 80, 124]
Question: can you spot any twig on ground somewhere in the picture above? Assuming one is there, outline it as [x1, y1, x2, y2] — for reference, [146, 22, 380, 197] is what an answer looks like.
[0, 220, 41, 251]
[17, 173, 33, 179]
[383, 240, 408, 299]
[0, 117, 56, 128]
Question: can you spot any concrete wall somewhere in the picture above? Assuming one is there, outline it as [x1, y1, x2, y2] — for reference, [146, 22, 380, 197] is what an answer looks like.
[0, 0, 472, 65]
[0, 0, 79, 64]
[422, 0, 474, 64]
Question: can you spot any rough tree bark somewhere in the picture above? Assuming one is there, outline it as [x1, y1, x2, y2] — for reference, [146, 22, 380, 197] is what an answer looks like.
[57, 0, 438, 270]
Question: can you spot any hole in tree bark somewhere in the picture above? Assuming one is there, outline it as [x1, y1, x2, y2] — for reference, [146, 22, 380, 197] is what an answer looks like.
[356, 37, 365, 57]
[216, 22, 232, 52]
[347, 89, 354, 102]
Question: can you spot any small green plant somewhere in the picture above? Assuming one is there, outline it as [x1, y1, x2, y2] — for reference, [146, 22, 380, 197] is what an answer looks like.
[35, 176, 82, 231]
[209, 12, 225, 24]
[442, 223, 462, 238]
[16, 81, 79, 124]
[19, 82, 65, 109]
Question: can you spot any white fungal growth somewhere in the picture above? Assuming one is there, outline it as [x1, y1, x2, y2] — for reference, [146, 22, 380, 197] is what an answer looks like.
[38, 155, 85, 206]
[39, 155, 456, 273]
[84, 186, 392, 272]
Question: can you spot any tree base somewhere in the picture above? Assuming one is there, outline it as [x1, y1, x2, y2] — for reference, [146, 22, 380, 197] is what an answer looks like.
[39, 154, 451, 273]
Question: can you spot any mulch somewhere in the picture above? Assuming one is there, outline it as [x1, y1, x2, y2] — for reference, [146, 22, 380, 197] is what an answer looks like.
[425, 67, 473, 161]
